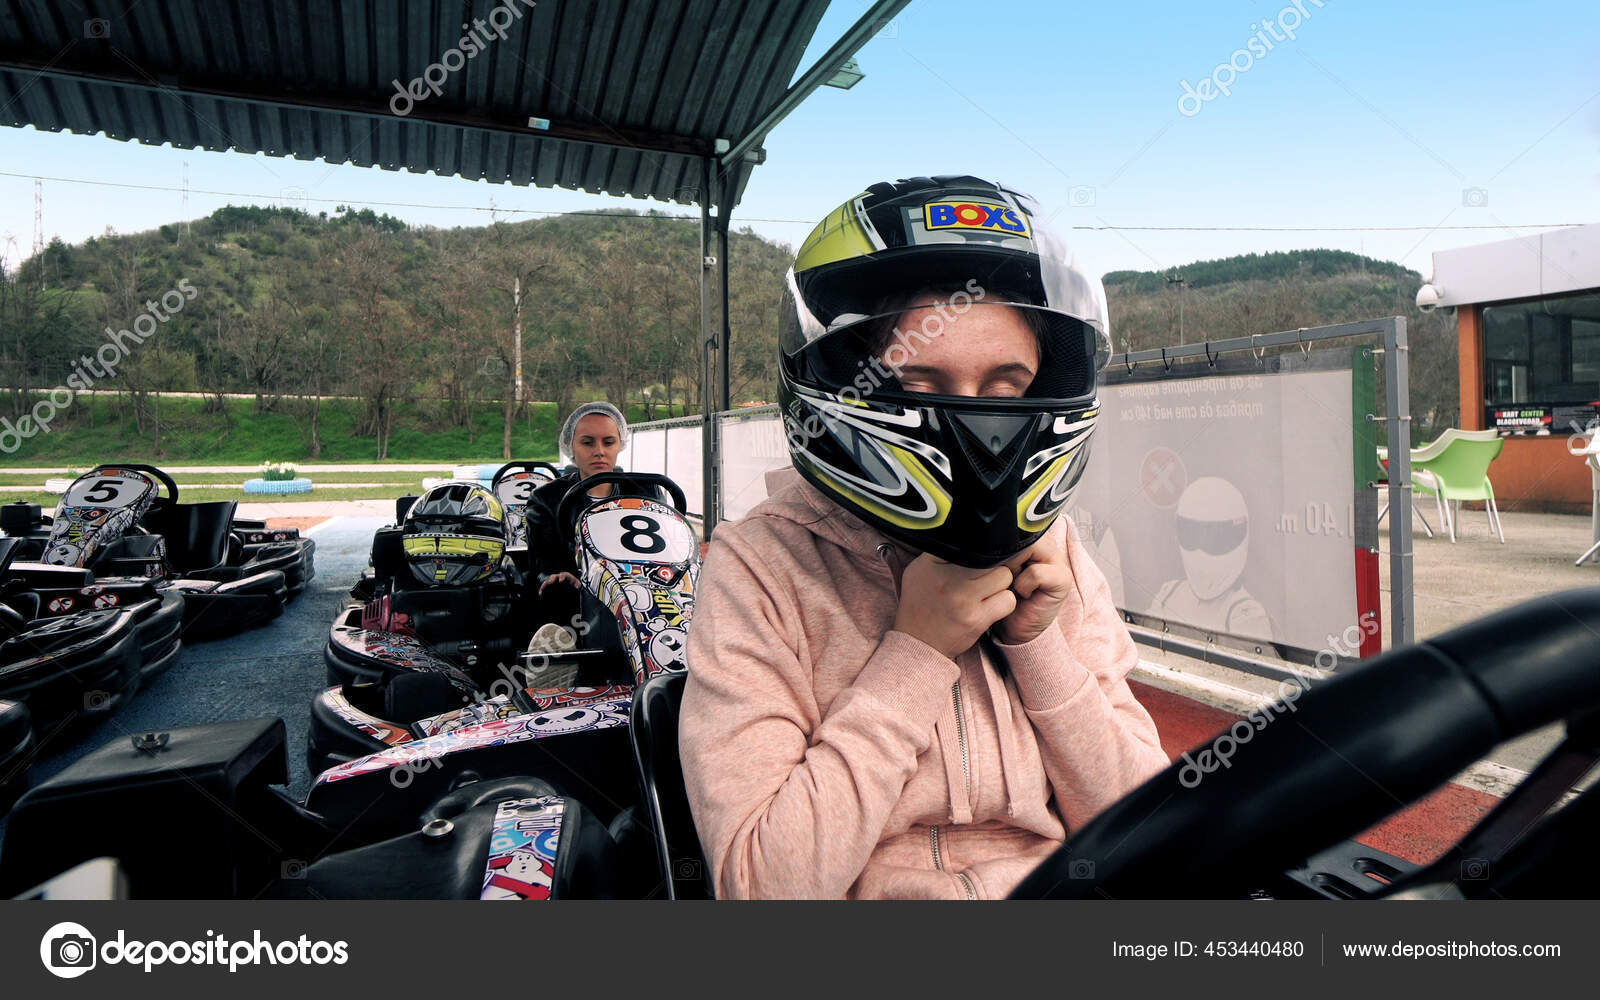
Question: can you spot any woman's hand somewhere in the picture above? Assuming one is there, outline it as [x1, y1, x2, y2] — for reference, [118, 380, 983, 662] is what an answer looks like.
[992, 534, 1072, 646]
[892, 554, 1016, 660]
[538, 571, 580, 596]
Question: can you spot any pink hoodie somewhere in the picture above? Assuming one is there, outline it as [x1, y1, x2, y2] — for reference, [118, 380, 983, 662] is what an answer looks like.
[679, 468, 1168, 899]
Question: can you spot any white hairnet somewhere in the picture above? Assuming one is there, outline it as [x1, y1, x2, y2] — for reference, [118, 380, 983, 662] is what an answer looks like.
[559, 401, 630, 460]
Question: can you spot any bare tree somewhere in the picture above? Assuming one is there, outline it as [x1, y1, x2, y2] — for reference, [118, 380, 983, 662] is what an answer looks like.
[331, 229, 414, 460]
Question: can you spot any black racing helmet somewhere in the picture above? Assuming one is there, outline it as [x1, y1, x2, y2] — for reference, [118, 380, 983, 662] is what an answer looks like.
[778, 175, 1110, 568]
[401, 481, 507, 587]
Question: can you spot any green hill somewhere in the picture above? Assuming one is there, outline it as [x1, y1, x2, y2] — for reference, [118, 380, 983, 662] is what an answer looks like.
[2, 204, 789, 461]
[1105, 251, 1457, 440]
[3, 213, 1457, 463]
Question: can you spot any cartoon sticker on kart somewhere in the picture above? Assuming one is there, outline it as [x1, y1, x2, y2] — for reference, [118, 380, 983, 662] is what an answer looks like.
[481, 848, 556, 900]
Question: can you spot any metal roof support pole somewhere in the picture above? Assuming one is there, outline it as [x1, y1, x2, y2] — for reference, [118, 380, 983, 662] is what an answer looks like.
[718, 174, 733, 429]
[699, 157, 722, 537]
[1383, 316, 1415, 646]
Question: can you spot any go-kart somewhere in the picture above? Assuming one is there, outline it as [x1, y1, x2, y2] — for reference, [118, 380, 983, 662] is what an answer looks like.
[0, 533, 183, 737]
[6, 587, 1597, 900]
[310, 471, 698, 785]
[489, 460, 561, 551]
[0, 464, 314, 639]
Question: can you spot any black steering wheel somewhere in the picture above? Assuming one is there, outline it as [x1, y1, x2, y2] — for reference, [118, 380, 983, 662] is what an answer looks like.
[1010, 587, 1600, 899]
[556, 472, 688, 548]
[88, 462, 179, 506]
[490, 460, 560, 492]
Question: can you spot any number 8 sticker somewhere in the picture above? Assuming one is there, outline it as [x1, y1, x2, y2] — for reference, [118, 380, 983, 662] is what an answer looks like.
[585, 508, 692, 564]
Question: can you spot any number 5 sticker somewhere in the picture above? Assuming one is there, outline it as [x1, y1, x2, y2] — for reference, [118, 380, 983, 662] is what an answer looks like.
[64, 474, 153, 509]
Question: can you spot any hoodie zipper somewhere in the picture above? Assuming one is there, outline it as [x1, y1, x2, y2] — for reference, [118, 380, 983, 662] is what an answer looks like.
[951, 679, 971, 800]
[883, 542, 976, 900]
[929, 826, 978, 900]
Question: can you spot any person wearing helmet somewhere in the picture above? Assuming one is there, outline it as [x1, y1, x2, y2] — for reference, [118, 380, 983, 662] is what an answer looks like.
[678, 176, 1168, 899]
[1149, 477, 1274, 641]
[401, 481, 508, 587]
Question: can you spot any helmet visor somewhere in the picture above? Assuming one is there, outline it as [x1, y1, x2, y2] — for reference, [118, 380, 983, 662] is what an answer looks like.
[792, 298, 1109, 405]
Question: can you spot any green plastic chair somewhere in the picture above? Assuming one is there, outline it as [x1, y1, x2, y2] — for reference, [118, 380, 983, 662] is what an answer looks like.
[1410, 428, 1505, 543]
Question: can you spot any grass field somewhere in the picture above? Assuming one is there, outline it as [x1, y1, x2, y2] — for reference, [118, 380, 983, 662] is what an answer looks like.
[0, 393, 690, 467]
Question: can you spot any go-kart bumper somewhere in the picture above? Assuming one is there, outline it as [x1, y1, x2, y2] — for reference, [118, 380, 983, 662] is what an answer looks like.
[240, 537, 316, 596]
[170, 570, 287, 640]
[304, 692, 637, 840]
[323, 610, 475, 688]
[133, 589, 185, 680]
[306, 686, 413, 777]
[0, 608, 143, 732]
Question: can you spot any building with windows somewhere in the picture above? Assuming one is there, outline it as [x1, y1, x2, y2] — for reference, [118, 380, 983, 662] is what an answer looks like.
[1420, 223, 1600, 512]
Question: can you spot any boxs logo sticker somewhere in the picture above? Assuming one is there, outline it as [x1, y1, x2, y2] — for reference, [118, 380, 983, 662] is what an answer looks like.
[923, 201, 1030, 237]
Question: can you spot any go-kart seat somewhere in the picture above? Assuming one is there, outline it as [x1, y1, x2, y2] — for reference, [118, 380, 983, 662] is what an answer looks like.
[145, 500, 238, 573]
[369, 527, 408, 586]
[0, 502, 42, 537]
[630, 671, 711, 899]
[0, 536, 21, 574]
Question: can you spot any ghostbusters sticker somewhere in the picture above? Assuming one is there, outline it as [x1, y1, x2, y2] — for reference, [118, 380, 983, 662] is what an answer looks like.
[481, 796, 566, 901]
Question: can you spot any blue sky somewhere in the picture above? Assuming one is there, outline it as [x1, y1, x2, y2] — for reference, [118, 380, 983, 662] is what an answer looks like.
[1, 0, 1596, 281]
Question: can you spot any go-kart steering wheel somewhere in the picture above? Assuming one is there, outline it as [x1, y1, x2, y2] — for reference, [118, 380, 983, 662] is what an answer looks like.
[490, 460, 560, 491]
[556, 472, 688, 548]
[88, 463, 179, 505]
[1010, 588, 1600, 899]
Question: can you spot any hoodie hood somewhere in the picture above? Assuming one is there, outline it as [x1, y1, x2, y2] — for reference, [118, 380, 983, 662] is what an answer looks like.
[759, 467, 914, 567]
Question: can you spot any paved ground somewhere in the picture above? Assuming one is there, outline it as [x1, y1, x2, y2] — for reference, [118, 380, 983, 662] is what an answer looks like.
[0, 515, 384, 859]
[1136, 507, 1599, 774]
[236, 500, 398, 519]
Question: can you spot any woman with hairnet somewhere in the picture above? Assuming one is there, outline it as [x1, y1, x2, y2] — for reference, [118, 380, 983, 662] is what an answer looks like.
[523, 402, 663, 639]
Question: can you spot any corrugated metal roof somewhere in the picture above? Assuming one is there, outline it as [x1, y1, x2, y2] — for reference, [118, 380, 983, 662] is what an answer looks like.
[0, 0, 831, 206]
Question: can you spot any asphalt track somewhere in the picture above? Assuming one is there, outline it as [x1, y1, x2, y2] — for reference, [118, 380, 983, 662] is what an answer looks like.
[0, 516, 385, 857]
